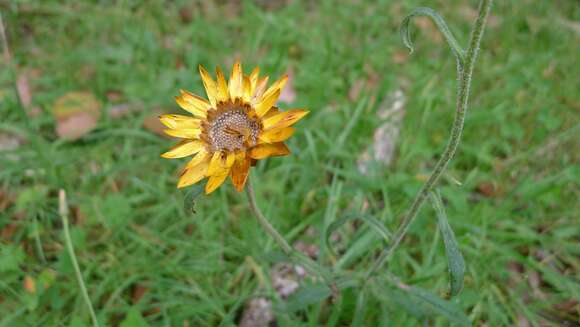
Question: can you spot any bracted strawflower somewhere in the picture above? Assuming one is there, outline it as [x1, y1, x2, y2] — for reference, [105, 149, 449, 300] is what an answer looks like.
[160, 61, 308, 194]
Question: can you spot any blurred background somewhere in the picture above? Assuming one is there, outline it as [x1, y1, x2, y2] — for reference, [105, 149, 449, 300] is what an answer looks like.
[0, 0, 578, 326]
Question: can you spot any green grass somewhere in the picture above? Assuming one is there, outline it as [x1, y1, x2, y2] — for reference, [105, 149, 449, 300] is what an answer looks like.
[1, 0, 579, 326]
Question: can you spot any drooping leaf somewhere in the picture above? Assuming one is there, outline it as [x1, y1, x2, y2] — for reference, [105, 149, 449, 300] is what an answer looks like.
[429, 190, 466, 297]
[400, 7, 465, 66]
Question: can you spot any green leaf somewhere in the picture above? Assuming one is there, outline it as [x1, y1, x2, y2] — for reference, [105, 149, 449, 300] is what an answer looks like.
[373, 277, 470, 326]
[325, 212, 391, 257]
[119, 308, 149, 327]
[183, 180, 207, 214]
[400, 7, 465, 65]
[429, 191, 466, 297]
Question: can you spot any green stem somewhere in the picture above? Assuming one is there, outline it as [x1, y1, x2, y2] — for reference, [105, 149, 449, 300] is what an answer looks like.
[59, 190, 100, 327]
[245, 179, 293, 254]
[365, 0, 493, 281]
[245, 178, 338, 295]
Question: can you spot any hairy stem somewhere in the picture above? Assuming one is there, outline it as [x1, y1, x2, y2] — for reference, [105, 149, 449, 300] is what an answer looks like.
[365, 0, 493, 281]
[59, 190, 100, 327]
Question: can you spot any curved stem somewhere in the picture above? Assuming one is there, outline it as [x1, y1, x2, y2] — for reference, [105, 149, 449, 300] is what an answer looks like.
[245, 179, 293, 254]
[365, 0, 493, 281]
[245, 178, 339, 295]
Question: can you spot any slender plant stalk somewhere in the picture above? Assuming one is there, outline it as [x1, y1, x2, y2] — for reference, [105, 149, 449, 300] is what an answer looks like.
[245, 178, 339, 294]
[59, 190, 100, 327]
[245, 179, 293, 254]
[365, 0, 493, 281]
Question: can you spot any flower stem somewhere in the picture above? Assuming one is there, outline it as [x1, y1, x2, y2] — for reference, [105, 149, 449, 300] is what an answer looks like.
[364, 0, 493, 281]
[245, 178, 338, 295]
[59, 190, 100, 327]
[245, 179, 293, 254]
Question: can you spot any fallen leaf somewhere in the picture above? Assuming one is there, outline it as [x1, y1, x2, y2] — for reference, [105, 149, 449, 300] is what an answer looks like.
[23, 275, 36, 294]
[53, 91, 101, 140]
[278, 67, 296, 104]
[16, 72, 41, 117]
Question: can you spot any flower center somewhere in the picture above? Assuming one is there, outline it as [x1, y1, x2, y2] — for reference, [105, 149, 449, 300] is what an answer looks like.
[207, 109, 260, 152]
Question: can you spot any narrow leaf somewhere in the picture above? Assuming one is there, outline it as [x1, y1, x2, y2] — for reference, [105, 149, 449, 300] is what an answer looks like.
[373, 276, 470, 326]
[400, 7, 465, 65]
[429, 190, 466, 297]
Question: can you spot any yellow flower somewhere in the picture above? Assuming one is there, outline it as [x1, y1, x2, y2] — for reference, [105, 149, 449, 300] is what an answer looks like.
[160, 61, 309, 194]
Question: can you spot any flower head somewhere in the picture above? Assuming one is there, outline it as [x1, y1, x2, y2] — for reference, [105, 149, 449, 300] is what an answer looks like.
[160, 61, 308, 194]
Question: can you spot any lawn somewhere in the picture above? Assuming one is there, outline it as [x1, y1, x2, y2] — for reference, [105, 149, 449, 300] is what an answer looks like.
[1, 0, 579, 326]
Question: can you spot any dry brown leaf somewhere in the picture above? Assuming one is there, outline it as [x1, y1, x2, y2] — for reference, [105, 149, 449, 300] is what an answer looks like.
[23, 275, 36, 294]
[53, 91, 101, 140]
[16, 72, 41, 117]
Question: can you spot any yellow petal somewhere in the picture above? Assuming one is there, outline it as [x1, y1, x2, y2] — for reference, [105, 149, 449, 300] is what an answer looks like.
[262, 109, 309, 130]
[249, 143, 290, 159]
[178, 160, 209, 188]
[164, 128, 201, 139]
[249, 67, 260, 94]
[242, 76, 252, 102]
[229, 60, 243, 101]
[185, 148, 210, 168]
[161, 140, 205, 158]
[199, 65, 218, 107]
[207, 152, 236, 176]
[175, 94, 208, 118]
[159, 114, 200, 129]
[230, 156, 251, 192]
[215, 67, 229, 103]
[205, 172, 229, 194]
[254, 89, 280, 117]
[252, 75, 269, 101]
[259, 127, 295, 143]
[262, 74, 288, 101]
